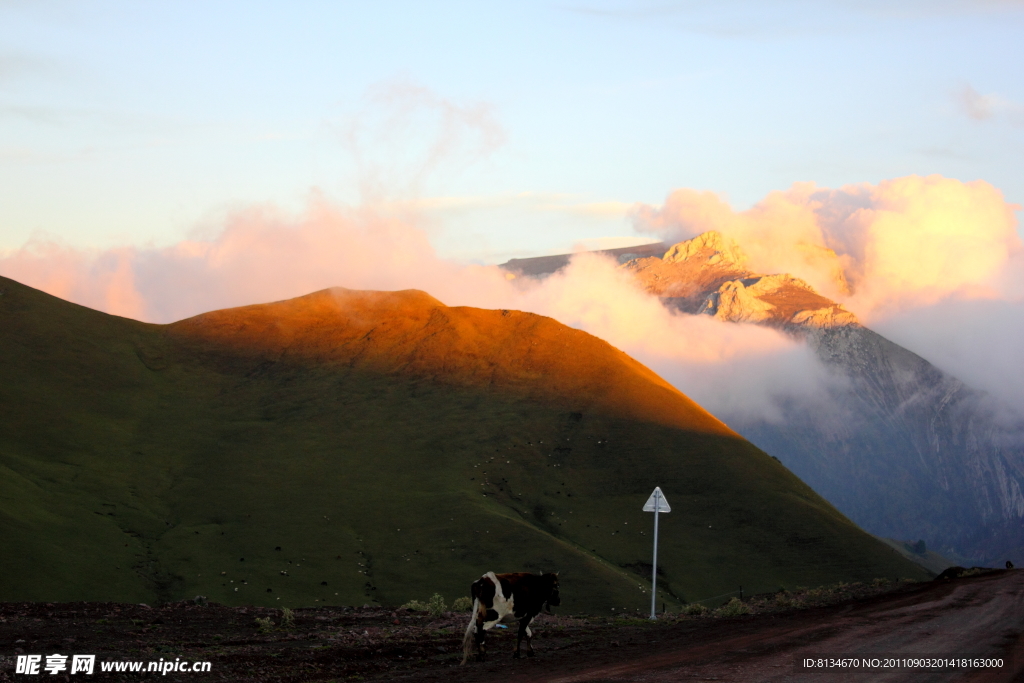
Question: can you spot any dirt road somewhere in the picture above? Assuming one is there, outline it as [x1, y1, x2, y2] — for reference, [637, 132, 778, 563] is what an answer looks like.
[2, 571, 1021, 682]
[438, 570, 1024, 683]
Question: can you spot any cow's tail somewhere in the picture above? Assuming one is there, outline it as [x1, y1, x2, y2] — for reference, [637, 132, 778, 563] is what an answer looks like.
[460, 597, 480, 665]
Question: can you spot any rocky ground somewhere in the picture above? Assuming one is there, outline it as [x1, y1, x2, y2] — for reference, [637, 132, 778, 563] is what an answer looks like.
[2, 571, 1021, 682]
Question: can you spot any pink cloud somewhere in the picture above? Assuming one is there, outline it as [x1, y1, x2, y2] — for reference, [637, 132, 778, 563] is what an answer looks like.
[0, 193, 821, 423]
[632, 174, 1023, 322]
[4, 173, 1020, 417]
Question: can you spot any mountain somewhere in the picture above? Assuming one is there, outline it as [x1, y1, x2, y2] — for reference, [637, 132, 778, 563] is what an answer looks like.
[503, 241, 668, 278]
[503, 232, 1024, 564]
[0, 274, 927, 611]
[621, 231, 857, 329]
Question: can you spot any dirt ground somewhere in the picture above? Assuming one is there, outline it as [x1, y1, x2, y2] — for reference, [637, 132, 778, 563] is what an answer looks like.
[2, 570, 1021, 683]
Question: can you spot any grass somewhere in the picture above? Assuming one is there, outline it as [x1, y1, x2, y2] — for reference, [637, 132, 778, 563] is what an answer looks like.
[0, 277, 931, 612]
[400, 593, 449, 616]
[682, 602, 709, 616]
[715, 597, 750, 617]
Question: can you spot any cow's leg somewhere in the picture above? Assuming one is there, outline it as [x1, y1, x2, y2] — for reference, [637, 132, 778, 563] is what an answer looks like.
[514, 615, 535, 658]
[523, 615, 535, 657]
[474, 614, 487, 662]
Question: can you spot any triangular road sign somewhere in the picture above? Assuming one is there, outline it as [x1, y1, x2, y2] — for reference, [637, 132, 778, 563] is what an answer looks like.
[643, 486, 670, 513]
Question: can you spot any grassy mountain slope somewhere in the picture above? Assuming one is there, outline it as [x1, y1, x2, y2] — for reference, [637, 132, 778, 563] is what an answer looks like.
[875, 537, 958, 575]
[0, 276, 928, 612]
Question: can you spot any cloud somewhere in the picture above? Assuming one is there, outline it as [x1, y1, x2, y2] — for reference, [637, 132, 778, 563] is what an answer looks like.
[339, 78, 506, 202]
[0, 73, 834, 424]
[0, 195, 459, 323]
[958, 84, 997, 121]
[955, 84, 1024, 126]
[824, 176, 1021, 314]
[512, 253, 830, 422]
[0, 194, 827, 424]
[872, 298, 1024, 414]
[632, 175, 1024, 410]
[5, 170, 1020, 422]
[632, 174, 1023, 320]
[632, 184, 856, 300]
[0, 239, 148, 320]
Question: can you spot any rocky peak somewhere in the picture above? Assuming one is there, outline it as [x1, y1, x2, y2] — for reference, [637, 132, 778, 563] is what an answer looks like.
[789, 306, 859, 329]
[737, 273, 813, 296]
[661, 231, 748, 267]
[700, 280, 777, 323]
[697, 273, 858, 330]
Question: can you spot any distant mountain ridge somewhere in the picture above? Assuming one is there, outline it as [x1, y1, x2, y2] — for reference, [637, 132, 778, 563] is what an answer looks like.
[502, 234, 1024, 564]
[503, 241, 669, 278]
[0, 275, 926, 609]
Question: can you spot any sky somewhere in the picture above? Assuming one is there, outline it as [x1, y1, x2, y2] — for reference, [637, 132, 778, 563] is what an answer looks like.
[2, 0, 1022, 260]
[2, 0, 1023, 418]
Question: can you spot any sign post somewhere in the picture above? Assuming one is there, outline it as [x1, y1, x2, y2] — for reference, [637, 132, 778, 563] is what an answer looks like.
[642, 486, 670, 620]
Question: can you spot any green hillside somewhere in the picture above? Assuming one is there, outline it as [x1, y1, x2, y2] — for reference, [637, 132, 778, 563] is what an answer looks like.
[0, 275, 928, 612]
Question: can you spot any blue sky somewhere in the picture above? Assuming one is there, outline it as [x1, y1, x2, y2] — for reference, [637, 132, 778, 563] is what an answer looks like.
[1, 0, 1022, 263]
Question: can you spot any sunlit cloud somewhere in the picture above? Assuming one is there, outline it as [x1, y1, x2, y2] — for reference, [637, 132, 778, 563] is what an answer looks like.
[4, 174, 1022, 417]
[632, 174, 1023, 320]
[0, 191, 828, 423]
[631, 174, 1024, 409]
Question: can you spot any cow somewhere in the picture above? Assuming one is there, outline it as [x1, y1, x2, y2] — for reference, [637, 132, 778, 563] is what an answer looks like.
[460, 571, 560, 664]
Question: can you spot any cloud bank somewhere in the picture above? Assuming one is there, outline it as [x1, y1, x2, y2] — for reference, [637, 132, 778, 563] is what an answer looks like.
[0, 192, 821, 424]
[632, 174, 1024, 408]
[632, 175, 1023, 316]
[510, 253, 828, 423]
[3, 174, 1021, 416]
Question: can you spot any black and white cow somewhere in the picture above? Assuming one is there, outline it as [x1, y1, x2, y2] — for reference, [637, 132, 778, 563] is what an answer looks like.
[460, 571, 560, 664]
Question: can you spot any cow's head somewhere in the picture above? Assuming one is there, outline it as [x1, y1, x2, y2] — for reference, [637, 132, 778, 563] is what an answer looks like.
[543, 572, 560, 611]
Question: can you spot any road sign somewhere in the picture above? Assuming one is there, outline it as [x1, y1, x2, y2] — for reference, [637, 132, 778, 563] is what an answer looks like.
[643, 487, 669, 620]
[643, 486, 670, 512]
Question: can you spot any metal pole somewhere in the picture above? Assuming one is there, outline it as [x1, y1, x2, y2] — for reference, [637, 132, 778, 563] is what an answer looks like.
[650, 489, 659, 620]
